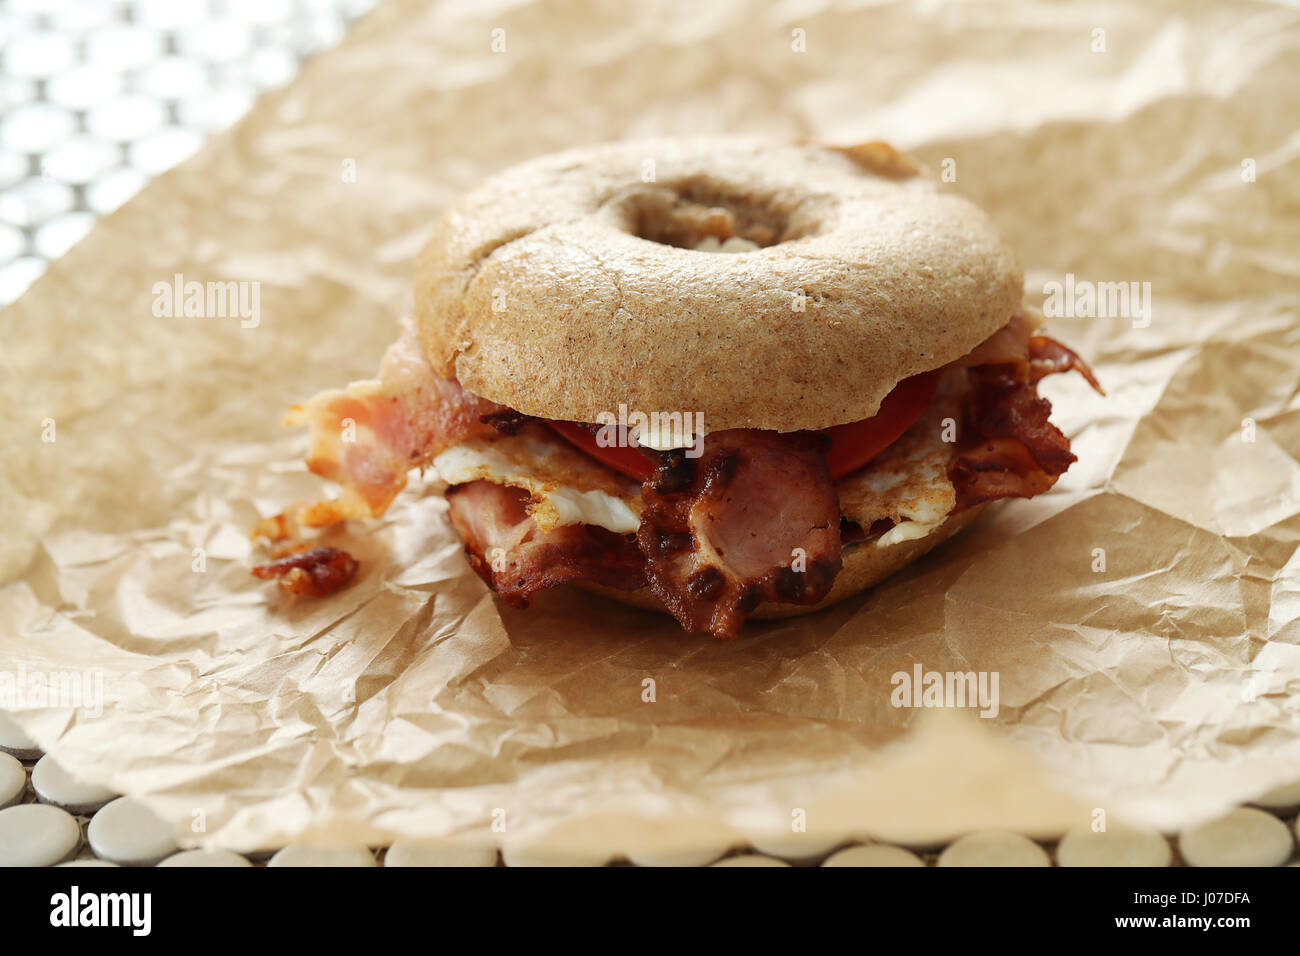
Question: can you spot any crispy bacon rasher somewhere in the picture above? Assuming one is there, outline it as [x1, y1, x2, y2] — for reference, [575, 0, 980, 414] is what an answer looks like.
[948, 335, 1102, 512]
[636, 431, 842, 638]
[283, 320, 503, 528]
[445, 482, 646, 602]
[251, 546, 359, 597]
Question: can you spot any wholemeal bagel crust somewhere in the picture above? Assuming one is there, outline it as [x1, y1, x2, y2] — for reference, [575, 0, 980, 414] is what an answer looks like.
[416, 138, 1023, 433]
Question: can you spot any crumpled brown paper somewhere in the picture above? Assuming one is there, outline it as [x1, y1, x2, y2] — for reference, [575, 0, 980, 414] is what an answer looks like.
[2, 0, 1299, 858]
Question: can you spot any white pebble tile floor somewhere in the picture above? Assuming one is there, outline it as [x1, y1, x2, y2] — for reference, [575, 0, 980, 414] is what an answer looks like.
[1, 731, 1299, 866]
[0, 0, 381, 306]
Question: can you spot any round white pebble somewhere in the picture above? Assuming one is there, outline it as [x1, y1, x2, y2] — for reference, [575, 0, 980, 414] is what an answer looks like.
[87, 797, 179, 866]
[938, 830, 1051, 867]
[710, 854, 791, 867]
[128, 128, 204, 176]
[84, 167, 147, 216]
[0, 150, 28, 190]
[176, 20, 253, 63]
[177, 87, 255, 133]
[0, 752, 25, 808]
[0, 257, 47, 307]
[1251, 780, 1300, 809]
[46, 65, 124, 111]
[384, 841, 498, 868]
[822, 844, 925, 867]
[136, 57, 209, 101]
[138, 0, 209, 28]
[625, 838, 736, 868]
[86, 26, 162, 72]
[40, 135, 121, 186]
[1178, 808, 1293, 867]
[747, 831, 847, 862]
[33, 211, 96, 259]
[1056, 825, 1172, 867]
[0, 178, 75, 228]
[0, 711, 42, 759]
[225, 0, 295, 26]
[4, 31, 77, 78]
[0, 222, 23, 263]
[0, 103, 77, 153]
[247, 48, 298, 90]
[158, 849, 253, 867]
[0, 804, 81, 866]
[86, 97, 167, 143]
[268, 845, 376, 867]
[501, 844, 611, 867]
[57, 859, 119, 867]
[32, 756, 117, 813]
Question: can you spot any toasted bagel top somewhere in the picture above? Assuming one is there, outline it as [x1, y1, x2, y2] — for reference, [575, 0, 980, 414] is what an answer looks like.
[415, 138, 1023, 432]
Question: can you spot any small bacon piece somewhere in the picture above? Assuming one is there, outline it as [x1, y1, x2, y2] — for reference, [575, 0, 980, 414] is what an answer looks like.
[252, 546, 359, 597]
[949, 361, 1086, 512]
[250, 512, 295, 546]
[284, 319, 503, 528]
[954, 312, 1103, 396]
[1028, 335, 1104, 394]
[946, 312, 1102, 511]
[445, 481, 646, 604]
[637, 430, 842, 639]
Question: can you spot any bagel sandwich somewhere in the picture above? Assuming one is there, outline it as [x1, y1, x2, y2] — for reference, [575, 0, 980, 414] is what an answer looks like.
[253, 138, 1102, 639]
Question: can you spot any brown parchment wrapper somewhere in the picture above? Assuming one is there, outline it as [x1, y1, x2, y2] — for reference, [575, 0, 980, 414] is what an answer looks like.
[2, 0, 1299, 858]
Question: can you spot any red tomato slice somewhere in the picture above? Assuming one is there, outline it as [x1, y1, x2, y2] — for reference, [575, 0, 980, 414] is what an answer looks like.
[820, 370, 940, 479]
[546, 420, 657, 482]
[545, 370, 940, 483]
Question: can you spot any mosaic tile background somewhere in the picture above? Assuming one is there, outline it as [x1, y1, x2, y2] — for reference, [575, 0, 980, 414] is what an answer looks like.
[0, 0, 379, 306]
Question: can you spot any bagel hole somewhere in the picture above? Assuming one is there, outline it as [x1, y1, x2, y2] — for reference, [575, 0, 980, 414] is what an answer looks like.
[627, 180, 804, 251]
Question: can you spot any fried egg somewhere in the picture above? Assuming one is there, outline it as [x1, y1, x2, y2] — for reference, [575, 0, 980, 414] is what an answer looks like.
[432, 423, 642, 534]
[835, 370, 964, 548]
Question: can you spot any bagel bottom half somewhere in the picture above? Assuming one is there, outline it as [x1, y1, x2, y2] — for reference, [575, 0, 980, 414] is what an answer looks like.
[576, 503, 988, 623]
